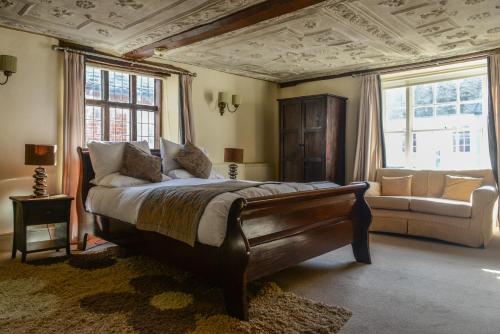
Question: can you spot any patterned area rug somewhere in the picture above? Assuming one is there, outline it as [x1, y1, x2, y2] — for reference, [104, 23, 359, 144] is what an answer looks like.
[0, 250, 351, 333]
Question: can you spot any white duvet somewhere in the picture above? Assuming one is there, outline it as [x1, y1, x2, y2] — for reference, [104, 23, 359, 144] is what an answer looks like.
[86, 178, 337, 247]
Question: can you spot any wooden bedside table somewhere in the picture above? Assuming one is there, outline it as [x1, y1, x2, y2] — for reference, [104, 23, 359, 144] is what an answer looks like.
[10, 195, 73, 263]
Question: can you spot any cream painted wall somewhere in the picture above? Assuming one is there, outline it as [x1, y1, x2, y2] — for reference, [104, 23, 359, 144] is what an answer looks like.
[0, 27, 62, 235]
[279, 76, 362, 183]
[158, 60, 280, 180]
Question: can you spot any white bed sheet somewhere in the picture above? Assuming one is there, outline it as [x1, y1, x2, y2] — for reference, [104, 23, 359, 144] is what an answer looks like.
[85, 178, 337, 247]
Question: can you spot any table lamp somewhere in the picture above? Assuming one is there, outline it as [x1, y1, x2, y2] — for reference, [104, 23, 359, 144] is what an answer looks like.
[224, 148, 243, 180]
[25, 144, 56, 197]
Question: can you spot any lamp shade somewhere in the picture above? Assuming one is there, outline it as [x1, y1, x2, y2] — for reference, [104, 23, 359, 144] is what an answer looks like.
[0, 55, 17, 74]
[25, 144, 56, 166]
[224, 148, 244, 164]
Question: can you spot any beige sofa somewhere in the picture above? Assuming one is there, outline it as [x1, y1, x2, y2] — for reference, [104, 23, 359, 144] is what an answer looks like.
[366, 168, 498, 247]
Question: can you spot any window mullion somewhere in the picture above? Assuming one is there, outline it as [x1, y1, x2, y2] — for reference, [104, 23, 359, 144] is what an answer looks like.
[103, 70, 110, 141]
[405, 86, 412, 166]
[131, 75, 137, 141]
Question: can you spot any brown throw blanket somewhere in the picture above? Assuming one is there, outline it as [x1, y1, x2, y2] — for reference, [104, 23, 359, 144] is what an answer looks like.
[137, 181, 265, 246]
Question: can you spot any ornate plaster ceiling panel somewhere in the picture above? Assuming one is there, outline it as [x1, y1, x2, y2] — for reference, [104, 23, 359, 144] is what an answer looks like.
[156, 0, 500, 82]
[0, 0, 265, 53]
[2, 0, 500, 83]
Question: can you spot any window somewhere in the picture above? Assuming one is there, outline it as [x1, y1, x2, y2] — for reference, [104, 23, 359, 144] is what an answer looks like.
[453, 131, 471, 153]
[84, 66, 161, 148]
[382, 60, 490, 170]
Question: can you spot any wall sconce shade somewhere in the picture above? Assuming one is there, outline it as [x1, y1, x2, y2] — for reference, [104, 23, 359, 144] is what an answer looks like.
[232, 94, 241, 106]
[25, 144, 57, 166]
[0, 55, 17, 85]
[218, 91, 241, 115]
[218, 92, 230, 104]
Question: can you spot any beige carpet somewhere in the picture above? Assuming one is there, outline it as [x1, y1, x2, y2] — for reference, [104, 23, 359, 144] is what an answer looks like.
[267, 231, 500, 334]
[1, 231, 499, 333]
[0, 249, 351, 334]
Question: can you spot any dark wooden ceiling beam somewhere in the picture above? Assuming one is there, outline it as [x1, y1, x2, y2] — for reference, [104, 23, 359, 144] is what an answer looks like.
[124, 0, 327, 59]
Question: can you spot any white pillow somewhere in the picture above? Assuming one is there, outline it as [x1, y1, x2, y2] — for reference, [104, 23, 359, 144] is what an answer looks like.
[160, 138, 183, 173]
[92, 172, 171, 187]
[167, 168, 225, 179]
[88, 141, 150, 183]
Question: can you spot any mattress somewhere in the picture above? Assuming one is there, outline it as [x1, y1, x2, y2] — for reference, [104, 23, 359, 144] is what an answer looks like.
[85, 178, 337, 247]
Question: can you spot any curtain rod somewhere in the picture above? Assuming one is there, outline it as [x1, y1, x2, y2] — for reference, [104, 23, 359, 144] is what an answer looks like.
[52, 45, 197, 77]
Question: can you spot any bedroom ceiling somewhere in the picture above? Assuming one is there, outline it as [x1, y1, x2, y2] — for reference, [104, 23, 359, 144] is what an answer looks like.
[1, 0, 500, 83]
[0, 0, 265, 53]
[159, 0, 500, 82]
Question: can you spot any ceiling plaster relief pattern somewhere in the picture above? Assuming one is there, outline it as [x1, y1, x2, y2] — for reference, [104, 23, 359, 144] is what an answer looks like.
[157, 0, 500, 82]
[0, 0, 264, 52]
[0, 0, 500, 82]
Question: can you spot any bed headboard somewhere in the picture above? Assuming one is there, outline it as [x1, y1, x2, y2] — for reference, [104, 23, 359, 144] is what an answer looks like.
[77, 147, 161, 208]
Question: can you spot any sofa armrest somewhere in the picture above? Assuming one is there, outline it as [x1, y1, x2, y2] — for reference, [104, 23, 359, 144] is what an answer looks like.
[365, 181, 381, 197]
[471, 185, 498, 246]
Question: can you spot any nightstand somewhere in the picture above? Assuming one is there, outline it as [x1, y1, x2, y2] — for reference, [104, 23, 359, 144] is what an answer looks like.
[10, 195, 73, 263]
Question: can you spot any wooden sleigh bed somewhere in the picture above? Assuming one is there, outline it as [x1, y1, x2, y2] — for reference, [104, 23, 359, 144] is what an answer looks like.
[77, 147, 372, 320]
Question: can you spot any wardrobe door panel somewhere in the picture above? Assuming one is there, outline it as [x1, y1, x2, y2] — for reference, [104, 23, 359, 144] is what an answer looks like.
[304, 161, 325, 182]
[280, 101, 303, 182]
[303, 97, 326, 182]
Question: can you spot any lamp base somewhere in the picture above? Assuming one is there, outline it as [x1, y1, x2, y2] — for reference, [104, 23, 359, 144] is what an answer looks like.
[32, 166, 49, 197]
[228, 163, 238, 180]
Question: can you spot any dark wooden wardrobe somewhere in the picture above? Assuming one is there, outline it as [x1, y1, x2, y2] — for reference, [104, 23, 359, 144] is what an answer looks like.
[278, 94, 347, 184]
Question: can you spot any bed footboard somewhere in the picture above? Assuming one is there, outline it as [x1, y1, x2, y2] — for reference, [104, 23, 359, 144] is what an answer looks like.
[220, 182, 371, 319]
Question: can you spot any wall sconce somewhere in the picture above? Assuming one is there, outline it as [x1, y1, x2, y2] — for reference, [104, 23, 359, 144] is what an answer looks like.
[218, 92, 241, 116]
[0, 55, 17, 85]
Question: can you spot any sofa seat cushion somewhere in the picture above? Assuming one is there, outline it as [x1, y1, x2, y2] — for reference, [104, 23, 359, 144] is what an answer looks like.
[409, 197, 472, 218]
[365, 196, 411, 211]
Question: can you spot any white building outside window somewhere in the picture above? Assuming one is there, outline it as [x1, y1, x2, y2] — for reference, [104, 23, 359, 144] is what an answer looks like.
[381, 59, 490, 170]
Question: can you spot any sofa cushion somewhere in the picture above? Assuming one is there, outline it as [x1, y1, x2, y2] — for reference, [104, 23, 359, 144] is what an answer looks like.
[427, 170, 492, 197]
[410, 197, 472, 218]
[442, 175, 483, 202]
[366, 196, 411, 211]
[376, 169, 428, 196]
[381, 175, 412, 196]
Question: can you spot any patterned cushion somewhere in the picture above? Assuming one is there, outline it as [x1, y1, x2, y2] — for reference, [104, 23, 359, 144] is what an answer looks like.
[174, 142, 212, 179]
[120, 143, 162, 182]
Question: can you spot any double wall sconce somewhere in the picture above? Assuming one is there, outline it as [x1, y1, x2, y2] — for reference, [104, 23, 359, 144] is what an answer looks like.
[0, 55, 17, 85]
[218, 92, 241, 116]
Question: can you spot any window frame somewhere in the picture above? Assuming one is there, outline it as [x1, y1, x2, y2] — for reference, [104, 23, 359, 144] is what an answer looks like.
[381, 70, 489, 170]
[84, 65, 162, 149]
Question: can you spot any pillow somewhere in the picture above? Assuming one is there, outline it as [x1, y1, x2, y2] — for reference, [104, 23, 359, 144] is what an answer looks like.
[160, 138, 183, 173]
[442, 175, 483, 202]
[167, 168, 225, 179]
[174, 142, 213, 179]
[88, 141, 150, 183]
[160, 138, 210, 173]
[381, 175, 413, 196]
[92, 173, 171, 187]
[120, 143, 162, 182]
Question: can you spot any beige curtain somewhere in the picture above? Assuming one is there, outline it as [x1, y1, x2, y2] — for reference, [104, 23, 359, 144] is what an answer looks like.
[62, 51, 85, 243]
[488, 55, 500, 185]
[353, 74, 384, 181]
[179, 74, 195, 144]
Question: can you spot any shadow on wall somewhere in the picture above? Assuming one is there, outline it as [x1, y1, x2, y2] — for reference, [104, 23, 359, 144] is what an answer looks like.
[204, 90, 214, 105]
[0, 174, 57, 235]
